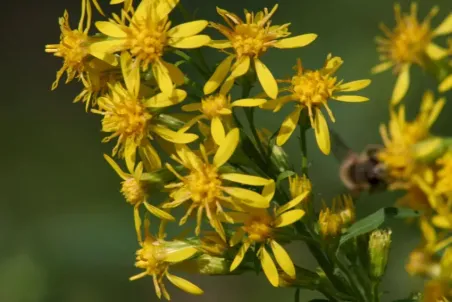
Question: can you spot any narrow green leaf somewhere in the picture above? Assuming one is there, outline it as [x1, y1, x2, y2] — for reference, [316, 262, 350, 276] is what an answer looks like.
[294, 289, 300, 302]
[276, 170, 296, 186]
[340, 207, 419, 245]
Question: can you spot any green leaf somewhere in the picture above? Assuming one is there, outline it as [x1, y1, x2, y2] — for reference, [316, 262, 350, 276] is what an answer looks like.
[339, 207, 419, 245]
[276, 170, 296, 186]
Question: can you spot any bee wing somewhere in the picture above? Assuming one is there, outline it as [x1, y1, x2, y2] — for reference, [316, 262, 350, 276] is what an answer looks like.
[330, 129, 355, 162]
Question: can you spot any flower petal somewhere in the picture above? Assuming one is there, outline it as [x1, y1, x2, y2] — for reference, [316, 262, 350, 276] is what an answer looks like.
[439, 75, 452, 93]
[211, 117, 226, 145]
[275, 191, 310, 216]
[313, 108, 330, 155]
[262, 180, 275, 203]
[231, 98, 267, 107]
[276, 108, 302, 146]
[333, 95, 369, 102]
[222, 187, 269, 208]
[338, 79, 371, 92]
[166, 273, 204, 295]
[168, 20, 208, 38]
[213, 128, 239, 167]
[273, 34, 317, 48]
[204, 55, 235, 95]
[120, 51, 140, 96]
[230, 242, 250, 271]
[133, 207, 142, 243]
[103, 154, 129, 180]
[153, 59, 174, 96]
[89, 39, 125, 56]
[274, 209, 305, 228]
[181, 103, 202, 112]
[165, 246, 198, 263]
[371, 61, 393, 74]
[153, 0, 179, 22]
[162, 62, 185, 86]
[432, 215, 452, 229]
[95, 21, 127, 37]
[426, 43, 449, 60]
[152, 125, 198, 143]
[270, 240, 295, 278]
[254, 58, 278, 99]
[144, 89, 187, 108]
[260, 247, 279, 287]
[143, 202, 175, 221]
[220, 173, 271, 186]
[124, 139, 137, 173]
[391, 65, 410, 105]
[208, 39, 232, 49]
[139, 141, 162, 170]
[229, 228, 245, 247]
[169, 35, 211, 49]
[229, 56, 251, 79]
[433, 13, 452, 36]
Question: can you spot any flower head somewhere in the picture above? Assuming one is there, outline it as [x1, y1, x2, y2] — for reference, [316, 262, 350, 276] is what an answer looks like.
[92, 52, 197, 168]
[90, 0, 210, 96]
[318, 203, 343, 238]
[289, 174, 312, 201]
[378, 91, 445, 188]
[227, 190, 308, 286]
[266, 55, 370, 154]
[204, 5, 317, 99]
[372, 3, 452, 104]
[164, 129, 273, 241]
[130, 218, 203, 300]
[181, 92, 266, 144]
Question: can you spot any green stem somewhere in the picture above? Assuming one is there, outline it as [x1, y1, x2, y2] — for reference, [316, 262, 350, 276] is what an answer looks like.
[173, 49, 210, 80]
[298, 115, 309, 176]
[371, 281, 380, 302]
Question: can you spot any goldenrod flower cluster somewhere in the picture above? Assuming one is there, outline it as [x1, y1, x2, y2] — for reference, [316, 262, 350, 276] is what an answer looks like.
[45, 0, 451, 301]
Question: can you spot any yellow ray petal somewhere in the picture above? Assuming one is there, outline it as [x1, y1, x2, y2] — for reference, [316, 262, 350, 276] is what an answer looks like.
[181, 103, 202, 112]
[231, 98, 267, 107]
[439, 75, 452, 93]
[254, 58, 278, 99]
[273, 34, 317, 48]
[229, 228, 245, 247]
[132, 0, 151, 23]
[260, 247, 279, 287]
[391, 65, 410, 105]
[153, 0, 179, 22]
[169, 35, 211, 49]
[222, 187, 269, 208]
[274, 209, 305, 228]
[133, 207, 142, 244]
[120, 51, 139, 96]
[333, 95, 369, 102]
[143, 202, 175, 221]
[140, 141, 162, 170]
[103, 154, 129, 180]
[162, 62, 185, 86]
[276, 108, 302, 146]
[262, 180, 276, 203]
[144, 89, 187, 108]
[229, 56, 251, 79]
[230, 242, 250, 271]
[420, 218, 436, 244]
[338, 79, 371, 92]
[426, 43, 449, 60]
[270, 240, 295, 278]
[211, 117, 226, 145]
[427, 97, 445, 127]
[165, 246, 198, 263]
[95, 21, 127, 37]
[209, 39, 233, 49]
[275, 191, 310, 216]
[152, 125, 198, 143]
[213, 128, 239, 167]
[153, 60, 174, 96]
[220, 173, 270, 186]
[89, 39, 125, 56]
[124, 139, 137, 173]
[313, 108, 330, 155]
[166, 273, 204, 295]
[204, 55, 235, 95]
[432, 13, 452, 36]
[371, 61, 393, 74]
[167, 20, 208, 38]
[432, 215, 452, 229]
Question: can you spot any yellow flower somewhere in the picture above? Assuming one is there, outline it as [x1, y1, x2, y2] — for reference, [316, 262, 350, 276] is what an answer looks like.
[92, 52, 197, 169]
[266, 55, 370, 154]
[318, 201, 344, 238]
[378, 91, 445, 188]
[164, 129, 273, 241]
[103, 154, 174, 242]
[435, 152, 452, 196]
[130, 218, 203, 300]
[227, 190, 308, 286]
[204, 5, 317, 99]
[180, 92, 267, 144]
[110, 0, 134, 12]
[45, 0, 106, 89]
[423, 280, 451, 302]
[372, 3, 452, 105]
[90, 0, 210, 96]
[289, 174, 312, 201]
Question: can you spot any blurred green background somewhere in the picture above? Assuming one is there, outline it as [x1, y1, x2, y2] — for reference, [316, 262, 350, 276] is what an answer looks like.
[2, 0, 452, 301]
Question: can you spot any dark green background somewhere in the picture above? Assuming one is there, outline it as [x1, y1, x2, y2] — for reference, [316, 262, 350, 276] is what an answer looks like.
[2, 0, 452, 301]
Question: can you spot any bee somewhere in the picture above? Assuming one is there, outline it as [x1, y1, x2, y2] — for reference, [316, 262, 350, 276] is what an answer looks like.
[330, 130, 387, 194]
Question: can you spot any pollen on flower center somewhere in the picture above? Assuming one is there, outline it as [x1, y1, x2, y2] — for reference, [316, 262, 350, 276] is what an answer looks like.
[128, 20, 169, 69]
[292, 71, 337, 105]
[121, 177, 145, 205]
[391, 24, 431, 64]
[201, 94, 228, 119]
[135, 239, 169, 274]
[243, 212, 273, 242]
[232, 25, 267, 57]
[186, 164, 222, 204]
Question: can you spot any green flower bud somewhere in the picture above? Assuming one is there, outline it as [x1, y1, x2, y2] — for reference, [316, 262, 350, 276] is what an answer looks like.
[368, 229, 392, 280]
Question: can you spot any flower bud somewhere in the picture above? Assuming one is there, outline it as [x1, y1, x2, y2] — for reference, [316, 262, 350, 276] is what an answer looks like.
[368, 229, 392, 280]
[318, 208, 342, 239]
[411, 137, 447, 163]
[335, 194, 355, 227]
